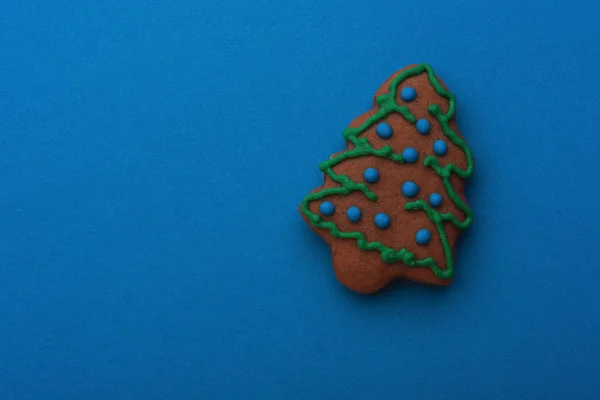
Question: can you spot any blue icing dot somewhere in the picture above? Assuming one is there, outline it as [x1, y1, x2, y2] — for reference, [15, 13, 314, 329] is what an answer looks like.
[376, 122, 393, 139]
[402, 148, 419, 164]
[402, 181, 420, 198]
[374, 213, 391, 229]
[401, 87, 417, 102]
[429, 193, 443, 208]
[346, 206, 362, 223]
[433, 140, 448, 156]
[363, 167, 379, 183]
[416, 229, 432, 245]
[416, 119, 431, 135]
[319, 201, 335, 216]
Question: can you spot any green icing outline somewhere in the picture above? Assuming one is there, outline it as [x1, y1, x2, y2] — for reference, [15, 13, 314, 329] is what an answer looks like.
[299, 63, 474, 279]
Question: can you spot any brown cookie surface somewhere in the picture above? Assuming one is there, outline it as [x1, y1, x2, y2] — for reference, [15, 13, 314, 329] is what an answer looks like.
[299, 63, 474, 294]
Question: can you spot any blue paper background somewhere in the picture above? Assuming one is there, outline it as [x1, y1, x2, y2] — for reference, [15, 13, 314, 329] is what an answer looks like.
[2, 1, 600, 399]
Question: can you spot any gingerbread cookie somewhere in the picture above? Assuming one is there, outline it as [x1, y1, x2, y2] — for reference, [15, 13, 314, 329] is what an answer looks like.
[299, 63, 474, 294]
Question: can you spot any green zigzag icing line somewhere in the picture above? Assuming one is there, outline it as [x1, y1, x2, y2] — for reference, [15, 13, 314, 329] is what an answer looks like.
[300, 63, 474, 279]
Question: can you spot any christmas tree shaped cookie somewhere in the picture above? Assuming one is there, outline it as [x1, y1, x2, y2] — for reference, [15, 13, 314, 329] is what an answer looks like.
[299, 63, 474, 294]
